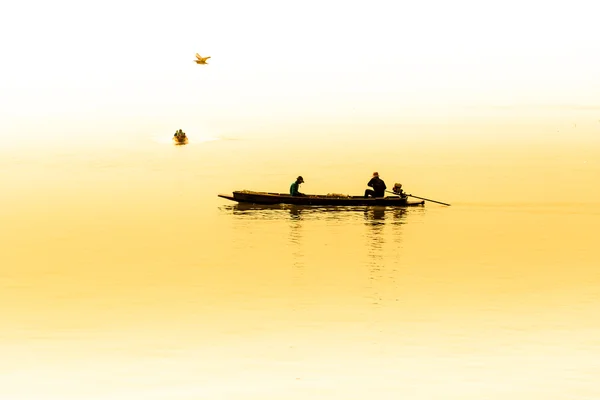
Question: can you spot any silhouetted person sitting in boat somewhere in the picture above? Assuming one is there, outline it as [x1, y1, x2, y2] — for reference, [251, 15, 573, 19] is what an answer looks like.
[365, 172, 387, 198]
[290, 176, 306, 196]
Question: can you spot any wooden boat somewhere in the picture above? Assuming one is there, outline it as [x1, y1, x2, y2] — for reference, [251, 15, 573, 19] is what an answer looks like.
[218, 190, 425, 207]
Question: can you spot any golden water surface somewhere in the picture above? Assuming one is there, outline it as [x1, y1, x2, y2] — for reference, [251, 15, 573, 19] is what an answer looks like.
[1, 130, 599, 399]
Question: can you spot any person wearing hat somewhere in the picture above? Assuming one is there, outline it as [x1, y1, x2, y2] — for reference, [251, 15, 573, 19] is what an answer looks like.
[290, 176, 306, 196]
[365, 172, 387, 198]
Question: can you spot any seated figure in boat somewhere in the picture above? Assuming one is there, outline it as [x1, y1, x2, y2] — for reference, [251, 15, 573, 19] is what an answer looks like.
[365, 172, 387, 198]
[290, 176, 305, 196]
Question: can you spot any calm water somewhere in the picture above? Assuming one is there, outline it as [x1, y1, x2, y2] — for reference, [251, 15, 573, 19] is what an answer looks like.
[1, 132, 599, 399]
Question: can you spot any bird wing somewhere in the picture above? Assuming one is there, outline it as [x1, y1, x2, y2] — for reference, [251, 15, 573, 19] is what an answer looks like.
[196, 53, 202, 60]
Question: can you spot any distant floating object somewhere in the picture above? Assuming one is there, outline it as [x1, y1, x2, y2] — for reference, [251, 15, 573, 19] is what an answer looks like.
[173, 129, 188, 145]
[194, 53, 211, 64]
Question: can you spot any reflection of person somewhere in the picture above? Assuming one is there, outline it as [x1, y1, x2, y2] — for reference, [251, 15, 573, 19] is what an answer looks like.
[372, 207, 385, 220]
[365, 207, 386, 221]
[365, 172, 387, 198]
[290, 176, 305, 196]
[289, 206, 302, 219]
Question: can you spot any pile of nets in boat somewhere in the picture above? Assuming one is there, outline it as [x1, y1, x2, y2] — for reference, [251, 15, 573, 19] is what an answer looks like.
[237, 190, 350, 198]
[239, 190, 265, 194]
[326, 193, 350, 198]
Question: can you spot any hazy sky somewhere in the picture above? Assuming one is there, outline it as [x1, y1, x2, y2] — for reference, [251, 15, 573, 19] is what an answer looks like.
[1, 0, 599, 142]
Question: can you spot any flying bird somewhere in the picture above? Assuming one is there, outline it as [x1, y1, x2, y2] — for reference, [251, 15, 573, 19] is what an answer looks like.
[194, 53, 211, 64]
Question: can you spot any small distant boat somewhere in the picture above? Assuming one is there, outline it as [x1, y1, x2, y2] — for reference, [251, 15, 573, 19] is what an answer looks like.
[218, 191, 425, 207]
[173, 131, 188, 145]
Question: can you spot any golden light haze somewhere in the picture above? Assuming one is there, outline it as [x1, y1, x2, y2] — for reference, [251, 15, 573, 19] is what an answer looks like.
[2, 2, 600, 399]
[2, 0, 600, 146]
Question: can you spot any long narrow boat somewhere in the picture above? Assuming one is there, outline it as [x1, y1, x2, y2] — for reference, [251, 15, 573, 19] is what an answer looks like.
[218, 190, 425, 207]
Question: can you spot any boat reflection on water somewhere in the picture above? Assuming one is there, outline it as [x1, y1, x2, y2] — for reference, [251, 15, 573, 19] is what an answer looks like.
[363, 207, 407, 225]
[222, 203, 411, 223]
[220, 202, 413, 301]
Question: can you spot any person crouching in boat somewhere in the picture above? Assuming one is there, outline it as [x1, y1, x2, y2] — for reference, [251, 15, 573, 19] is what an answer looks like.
[290, 176, 306, 196]
[365, 172, 387, 198]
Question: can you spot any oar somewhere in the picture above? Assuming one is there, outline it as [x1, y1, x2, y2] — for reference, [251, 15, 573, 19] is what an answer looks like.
[386, 190, 450, 206]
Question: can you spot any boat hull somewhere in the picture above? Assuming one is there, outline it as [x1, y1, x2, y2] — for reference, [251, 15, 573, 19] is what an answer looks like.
[173, 136, 188, 145]
[218, 191, 424, 207]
